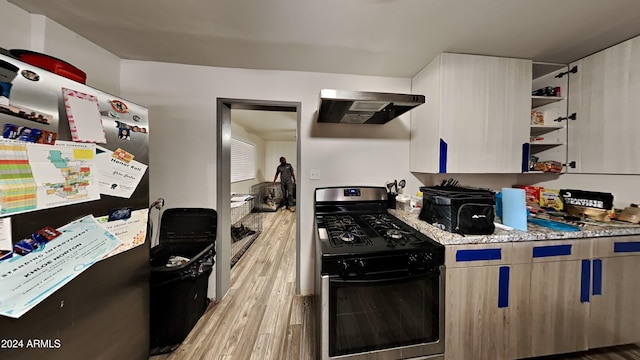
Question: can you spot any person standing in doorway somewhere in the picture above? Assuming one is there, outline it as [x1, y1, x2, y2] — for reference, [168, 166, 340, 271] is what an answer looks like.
[273, 156, 296, 211]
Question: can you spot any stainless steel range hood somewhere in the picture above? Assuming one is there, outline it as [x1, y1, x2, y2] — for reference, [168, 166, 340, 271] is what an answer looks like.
[317, 89, 425, 124]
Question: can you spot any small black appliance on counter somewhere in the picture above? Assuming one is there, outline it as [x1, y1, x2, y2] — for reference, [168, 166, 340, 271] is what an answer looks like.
[419, 185, 496, 235]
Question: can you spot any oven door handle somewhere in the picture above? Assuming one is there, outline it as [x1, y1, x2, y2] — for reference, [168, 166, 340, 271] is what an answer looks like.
[331, 269, 441, 284]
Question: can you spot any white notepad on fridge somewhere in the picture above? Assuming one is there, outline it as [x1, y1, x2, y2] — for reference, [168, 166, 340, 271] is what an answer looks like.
[62, 87, 106, 143]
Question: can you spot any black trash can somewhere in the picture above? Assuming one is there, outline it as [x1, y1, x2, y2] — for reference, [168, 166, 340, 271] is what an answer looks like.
[149, 208, 217, 355]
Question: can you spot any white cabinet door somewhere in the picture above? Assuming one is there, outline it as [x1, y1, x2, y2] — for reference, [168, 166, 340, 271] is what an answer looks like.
[526, 240, 592, 357]
[589, 255, 640, 348]
[529, 259, 590, 356]
[589, 236, 640, 348]
[411, 53, 531, 173]
[444, 243, 531, 360]
[567, 35, 640, 174]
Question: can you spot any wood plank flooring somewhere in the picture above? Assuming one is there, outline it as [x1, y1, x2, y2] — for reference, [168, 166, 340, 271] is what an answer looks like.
[530, 345, 640, 360]
[150, 207, 640, 360]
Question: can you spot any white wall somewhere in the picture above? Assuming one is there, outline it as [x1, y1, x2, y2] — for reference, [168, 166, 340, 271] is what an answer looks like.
[0, 1, 121, 95]
[266, 141, 297, 182]
[0, 0, 31, 50]
[36, 16, 121, 95]
[118, 60, 417, 295]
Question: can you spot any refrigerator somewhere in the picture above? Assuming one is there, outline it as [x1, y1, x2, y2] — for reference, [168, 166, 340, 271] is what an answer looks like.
[0, 49, 150, 360]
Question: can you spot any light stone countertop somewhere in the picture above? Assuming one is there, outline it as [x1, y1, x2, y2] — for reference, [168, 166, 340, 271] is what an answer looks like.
[389, 209, 640, 246]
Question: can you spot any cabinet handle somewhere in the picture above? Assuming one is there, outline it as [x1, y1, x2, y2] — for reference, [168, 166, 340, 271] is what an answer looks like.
[580, 259, 591, 303]
[456, 249, 502, 262]
[522, 143, 530, 173]
[532, 244, 572, 258]
[553, 113, 577, 122]
[498, 266, 509, 308]
[592, 259, 602, 296]
[439, 139, 448, 173]
[613, 241, 640, 253]
[555, 65, 578, 78]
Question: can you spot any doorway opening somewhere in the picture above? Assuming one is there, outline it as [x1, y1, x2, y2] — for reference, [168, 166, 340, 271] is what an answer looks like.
[216, 99, 301, 301]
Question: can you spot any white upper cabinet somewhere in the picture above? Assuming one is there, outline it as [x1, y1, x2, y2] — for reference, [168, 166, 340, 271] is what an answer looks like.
[410, 53, 532, 173]
[568, 35, 640, 174]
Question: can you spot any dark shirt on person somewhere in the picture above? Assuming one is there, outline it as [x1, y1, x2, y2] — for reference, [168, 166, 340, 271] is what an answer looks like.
[276, 163, 295, 183]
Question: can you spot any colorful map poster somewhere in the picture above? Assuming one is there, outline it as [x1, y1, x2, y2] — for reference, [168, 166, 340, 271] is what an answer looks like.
[25, 140, 100, 212]
[0, 139, 100, 216]
[0, 215, 121, 318]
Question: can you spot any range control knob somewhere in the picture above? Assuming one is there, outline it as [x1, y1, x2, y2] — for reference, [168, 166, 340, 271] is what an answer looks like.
[338, 259, 366, 277]
[408, 251, 433, 272]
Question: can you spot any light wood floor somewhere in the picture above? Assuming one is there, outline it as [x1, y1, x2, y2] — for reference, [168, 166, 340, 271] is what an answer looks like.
[150, 207, 640, 360]
[150, 207, 314, 360]
[530, 345, 640, 359]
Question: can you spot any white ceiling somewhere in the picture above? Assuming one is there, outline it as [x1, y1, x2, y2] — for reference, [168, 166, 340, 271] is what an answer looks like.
[8, 0, 640, 139]
[9, 0, 640, 78]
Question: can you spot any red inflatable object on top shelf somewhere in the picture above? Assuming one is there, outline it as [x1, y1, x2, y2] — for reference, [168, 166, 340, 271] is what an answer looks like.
[9, 49, 87, 84]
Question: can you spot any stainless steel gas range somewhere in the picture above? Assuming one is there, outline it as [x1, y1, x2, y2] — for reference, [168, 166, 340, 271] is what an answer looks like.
[314, 186, 445, 360]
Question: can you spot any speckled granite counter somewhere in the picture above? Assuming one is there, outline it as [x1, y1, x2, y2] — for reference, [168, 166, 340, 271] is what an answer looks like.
[389, 209, 640, 245]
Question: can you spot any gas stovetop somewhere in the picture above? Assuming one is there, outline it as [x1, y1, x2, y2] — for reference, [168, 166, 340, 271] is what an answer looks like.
[315, 186, 444, 276]
[317, 213, 438, 250]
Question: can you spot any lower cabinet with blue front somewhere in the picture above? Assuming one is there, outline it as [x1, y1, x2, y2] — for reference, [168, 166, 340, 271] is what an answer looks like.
[527, 239, 592, 357]
[589, 236, 640, 348]
[444, 235, 640, 360]
[445, 242, 532, 360]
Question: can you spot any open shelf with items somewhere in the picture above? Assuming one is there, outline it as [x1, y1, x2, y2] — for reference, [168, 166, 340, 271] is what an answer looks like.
[527, 62, 569, 173]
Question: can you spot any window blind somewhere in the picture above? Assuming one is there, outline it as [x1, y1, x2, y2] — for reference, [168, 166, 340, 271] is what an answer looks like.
[231, 138, 255, 183]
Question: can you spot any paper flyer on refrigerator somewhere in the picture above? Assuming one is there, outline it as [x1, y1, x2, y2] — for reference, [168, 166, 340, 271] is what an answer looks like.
[0, 217, 11, 250]
[0, 139, 100, 217]
[0, 215, 121, 318]
[97, 208, 148, 258]
[95, 146, 148, 198]
[62, 87, 107, 144]
[26, 140, 100, 208]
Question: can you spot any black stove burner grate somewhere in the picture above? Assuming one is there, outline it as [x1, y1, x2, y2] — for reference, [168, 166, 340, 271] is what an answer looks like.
[321, 215, 373, 247]
[324, 215, 358, 228]
[328, 231, 372, 247]
[360, 213, 428, 246]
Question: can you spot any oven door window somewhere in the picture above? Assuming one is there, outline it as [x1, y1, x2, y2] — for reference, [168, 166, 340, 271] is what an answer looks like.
[329, 271, 440, 357]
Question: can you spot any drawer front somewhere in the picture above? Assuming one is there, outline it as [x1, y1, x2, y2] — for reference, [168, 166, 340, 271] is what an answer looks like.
[592, 235, 640, 258]
[446, 243, 514, 268]
[527, 239, 592, 262]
